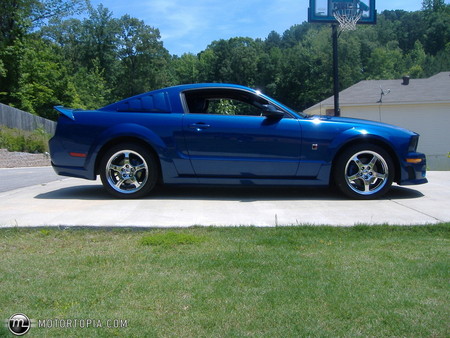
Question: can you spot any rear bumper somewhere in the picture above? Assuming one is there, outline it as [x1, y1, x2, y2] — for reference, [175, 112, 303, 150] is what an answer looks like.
[51, 163, 96, 180]
[49, 136, 96, 180]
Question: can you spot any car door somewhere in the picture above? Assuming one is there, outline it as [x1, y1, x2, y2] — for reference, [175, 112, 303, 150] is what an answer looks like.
[181, 89, 302, 177]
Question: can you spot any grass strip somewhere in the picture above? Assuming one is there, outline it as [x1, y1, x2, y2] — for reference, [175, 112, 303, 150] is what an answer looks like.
[0, 224, 448, 337]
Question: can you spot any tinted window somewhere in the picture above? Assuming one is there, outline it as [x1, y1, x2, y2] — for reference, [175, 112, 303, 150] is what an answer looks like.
[184, 89, 268, 117]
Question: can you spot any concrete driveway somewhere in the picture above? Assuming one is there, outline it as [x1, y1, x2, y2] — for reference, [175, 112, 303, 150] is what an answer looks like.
[0, 167, 60, 193]
[0, 171, 449, 227]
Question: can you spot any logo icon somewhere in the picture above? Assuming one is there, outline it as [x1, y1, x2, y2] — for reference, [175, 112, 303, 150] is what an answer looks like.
[8, 313, 31, 336]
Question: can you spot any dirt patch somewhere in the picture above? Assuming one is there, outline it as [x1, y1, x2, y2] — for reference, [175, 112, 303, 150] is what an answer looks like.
[0, 149, 51, 168]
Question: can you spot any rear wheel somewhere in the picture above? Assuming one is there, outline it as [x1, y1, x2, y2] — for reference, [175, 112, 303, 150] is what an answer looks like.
[99, 143, 158, 198]
[334, 144, 395, 199]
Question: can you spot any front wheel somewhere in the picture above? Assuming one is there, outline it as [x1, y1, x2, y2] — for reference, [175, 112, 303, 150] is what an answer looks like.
[99, 143, 158, 198]
[334, 144, 395, 200]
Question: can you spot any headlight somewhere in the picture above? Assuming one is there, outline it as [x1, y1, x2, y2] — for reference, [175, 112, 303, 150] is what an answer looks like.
[408, 135, 419, 152]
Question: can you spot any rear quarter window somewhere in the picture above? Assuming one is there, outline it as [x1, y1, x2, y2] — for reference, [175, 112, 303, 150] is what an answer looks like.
[114, 92, 171, 112]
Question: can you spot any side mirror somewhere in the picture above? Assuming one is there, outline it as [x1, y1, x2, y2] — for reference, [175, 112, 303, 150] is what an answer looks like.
[262, 104, 284, 119]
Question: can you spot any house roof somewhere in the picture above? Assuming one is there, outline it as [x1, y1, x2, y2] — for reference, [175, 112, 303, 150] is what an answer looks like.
[305, 72, 450, 112]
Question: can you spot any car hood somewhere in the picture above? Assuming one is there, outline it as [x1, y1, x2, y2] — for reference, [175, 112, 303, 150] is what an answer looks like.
[308, 115, 417, 135]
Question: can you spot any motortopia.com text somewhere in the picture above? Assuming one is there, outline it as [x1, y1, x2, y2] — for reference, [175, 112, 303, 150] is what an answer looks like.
[38, 318, 128, 329]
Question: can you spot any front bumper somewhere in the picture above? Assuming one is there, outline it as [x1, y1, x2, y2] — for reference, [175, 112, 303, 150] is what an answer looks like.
[398, 152, 428, 185]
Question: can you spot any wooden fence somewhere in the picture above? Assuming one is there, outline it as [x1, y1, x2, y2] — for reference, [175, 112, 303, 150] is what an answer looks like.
[0, 103, 56, 135]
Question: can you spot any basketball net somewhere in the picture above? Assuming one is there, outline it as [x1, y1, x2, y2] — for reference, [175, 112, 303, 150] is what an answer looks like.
[333, 7, 362, 32]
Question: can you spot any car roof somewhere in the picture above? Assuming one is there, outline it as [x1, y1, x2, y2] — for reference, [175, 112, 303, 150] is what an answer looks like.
[167, 83, 255, 92]
[99, 83, 261, 112]
[98, 83, 302, 117]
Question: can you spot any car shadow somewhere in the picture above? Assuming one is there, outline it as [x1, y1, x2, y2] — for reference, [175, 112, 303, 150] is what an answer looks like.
[35, 185, 111, 200]
[34, 184, 424, 201]
[385, 186, 425, 199]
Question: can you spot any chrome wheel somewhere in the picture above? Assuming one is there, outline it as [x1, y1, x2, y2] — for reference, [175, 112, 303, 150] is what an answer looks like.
[334, 144, 394, 199]
[100, 143, 158, 198]
[344, 151, 389, 196]
[106, 150, 149, 194]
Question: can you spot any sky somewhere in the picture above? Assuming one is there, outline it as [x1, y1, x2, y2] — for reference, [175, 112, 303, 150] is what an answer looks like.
[87, 0, 449, 56]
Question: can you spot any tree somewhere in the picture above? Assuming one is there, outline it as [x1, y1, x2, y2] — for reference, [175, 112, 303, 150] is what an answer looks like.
[255, 46, 283, 96]
[197, 48, 217, 83]
[422, 0, 446, 11]
[338, 33, 364, 89]
[422, 2, 450, 55]
[280, 23, 314, 48]
[265, 31, 282, 50]
[171, 53, 200, 84]
[276, 29, 333, 110]
[11, 38, 72, 118]
[405, 40, 427, 78]
[42, 5, 119, 82]
[366, 42, 406, 79]
[199, 37, 261, 86]
[0, 59, 5, 78]
[0, 0, 88, 108]
[1, 0, 87, 47]
[69, 60, 111, 110]
[115, 15, 170, 98]
[2, 2, 449, 120]
[424, 42, 450, 76]
[79, 4, 119, 77]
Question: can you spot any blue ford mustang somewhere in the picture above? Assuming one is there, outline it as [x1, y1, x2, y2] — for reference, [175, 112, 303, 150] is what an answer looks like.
[49, 83, 427, 199]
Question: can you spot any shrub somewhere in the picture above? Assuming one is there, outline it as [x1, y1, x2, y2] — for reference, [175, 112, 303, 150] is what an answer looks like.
[0, 125, 50, 153]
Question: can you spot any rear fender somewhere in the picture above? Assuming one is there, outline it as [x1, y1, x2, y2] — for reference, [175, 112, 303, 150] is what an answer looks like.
[86, 123, 171, 178]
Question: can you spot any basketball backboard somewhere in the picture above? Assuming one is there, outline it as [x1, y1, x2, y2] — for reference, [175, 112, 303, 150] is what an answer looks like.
[308, 0, 376, 25]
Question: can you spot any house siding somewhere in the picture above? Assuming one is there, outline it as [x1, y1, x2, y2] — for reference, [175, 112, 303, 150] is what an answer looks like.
[304, 73, 450, 170]
[329, 103, 450, 170]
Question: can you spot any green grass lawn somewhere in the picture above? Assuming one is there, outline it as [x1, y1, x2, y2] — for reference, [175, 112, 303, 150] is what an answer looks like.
[0, 225, 448, 337]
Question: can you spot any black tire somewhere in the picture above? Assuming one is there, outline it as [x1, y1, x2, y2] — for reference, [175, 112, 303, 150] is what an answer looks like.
[334, 143, 395, 200]
[99, 143, 158, 199]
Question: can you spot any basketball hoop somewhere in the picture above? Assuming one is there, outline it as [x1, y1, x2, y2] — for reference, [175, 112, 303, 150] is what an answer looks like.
[332, 0, 364, 32]
[334, 10, 362, 31]
[308, 0, 376, 117]
[308, 0, 376, 26]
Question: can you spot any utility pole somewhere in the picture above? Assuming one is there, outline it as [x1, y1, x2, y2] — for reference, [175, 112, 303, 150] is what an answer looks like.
[332, 24, 340, 117]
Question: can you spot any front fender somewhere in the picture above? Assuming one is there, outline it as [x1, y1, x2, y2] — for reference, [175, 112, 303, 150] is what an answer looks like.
[329, 126, 407, 162]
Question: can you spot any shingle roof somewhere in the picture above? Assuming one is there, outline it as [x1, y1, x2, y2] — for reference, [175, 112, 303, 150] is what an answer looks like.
[305, 72, 450, 112]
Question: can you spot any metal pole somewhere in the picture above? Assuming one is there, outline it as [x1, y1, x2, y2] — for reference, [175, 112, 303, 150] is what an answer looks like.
[332, 24, 340, 117]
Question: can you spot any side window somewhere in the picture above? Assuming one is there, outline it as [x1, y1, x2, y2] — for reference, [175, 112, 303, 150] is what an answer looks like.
[184, 89, 267, 117]
[207, 99, 263, 116]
